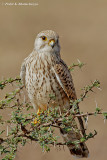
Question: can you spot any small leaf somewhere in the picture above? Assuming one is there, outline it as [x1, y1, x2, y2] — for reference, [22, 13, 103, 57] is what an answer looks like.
[96, 107, 101, 113]
[103, 112, 107, 120]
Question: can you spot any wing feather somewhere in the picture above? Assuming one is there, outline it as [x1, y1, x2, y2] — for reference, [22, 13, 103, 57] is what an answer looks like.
[54, 59, 77, 100]
[54, 59, 85, 135]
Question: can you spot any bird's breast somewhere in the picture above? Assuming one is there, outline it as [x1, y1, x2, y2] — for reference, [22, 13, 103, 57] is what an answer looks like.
[25, 54, 66, 109]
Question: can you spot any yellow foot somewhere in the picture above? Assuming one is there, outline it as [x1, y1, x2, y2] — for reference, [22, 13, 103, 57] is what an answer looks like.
[37, 107, 41, 115]
[31, 106, 49, 125]
[32, 107, 41, 125]
[33, 118, 40, 124]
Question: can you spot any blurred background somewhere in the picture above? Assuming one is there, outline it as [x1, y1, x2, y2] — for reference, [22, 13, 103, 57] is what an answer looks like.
[0, 0, 107, 159]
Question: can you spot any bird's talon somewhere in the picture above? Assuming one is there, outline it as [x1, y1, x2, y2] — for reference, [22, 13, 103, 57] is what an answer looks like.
[32, 107, 42, 124]
[37, 107, 41, 115]
[32, 118, 40, 124]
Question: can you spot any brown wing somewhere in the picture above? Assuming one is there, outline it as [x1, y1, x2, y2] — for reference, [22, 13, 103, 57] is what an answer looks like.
[54, 59, 77, 100]
[54, 59, 85, 135]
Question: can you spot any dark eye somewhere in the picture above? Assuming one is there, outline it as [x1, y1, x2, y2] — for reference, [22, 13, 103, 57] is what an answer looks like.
[41, 36, 47, 41]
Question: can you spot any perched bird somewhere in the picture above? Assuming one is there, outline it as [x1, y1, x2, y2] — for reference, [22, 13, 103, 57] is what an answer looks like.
[20, 30, 89, 158]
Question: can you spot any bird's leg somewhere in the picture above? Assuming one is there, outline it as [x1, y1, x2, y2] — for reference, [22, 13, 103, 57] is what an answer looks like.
[32, 107, 41, 124]
[37, 107, 41, 115]
[32, 105, 48, 125]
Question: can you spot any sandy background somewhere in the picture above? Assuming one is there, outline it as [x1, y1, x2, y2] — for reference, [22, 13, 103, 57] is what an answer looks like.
[0, 0, 107, 159]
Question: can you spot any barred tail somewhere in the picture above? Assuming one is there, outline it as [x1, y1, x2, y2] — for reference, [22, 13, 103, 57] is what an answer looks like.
[60, 122, 89, 158]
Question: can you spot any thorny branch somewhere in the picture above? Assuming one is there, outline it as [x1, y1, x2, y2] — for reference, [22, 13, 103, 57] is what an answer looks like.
[0, 77, 21, 89]
[0, 62, 106, 160]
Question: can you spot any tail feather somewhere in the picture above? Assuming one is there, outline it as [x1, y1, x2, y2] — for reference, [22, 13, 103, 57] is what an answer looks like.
[60, 121, 89, 158]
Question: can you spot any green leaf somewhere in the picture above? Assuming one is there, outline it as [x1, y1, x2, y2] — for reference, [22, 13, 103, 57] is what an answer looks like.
[80, 137, 86, 142]
[0, 130, 5, 135]
[0, 84, 5, 89]
[103, 112, 107, 119]
[96, 107, 101, 113]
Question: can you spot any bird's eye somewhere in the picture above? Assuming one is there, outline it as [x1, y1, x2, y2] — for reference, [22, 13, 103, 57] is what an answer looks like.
[41, 36, 47, 41]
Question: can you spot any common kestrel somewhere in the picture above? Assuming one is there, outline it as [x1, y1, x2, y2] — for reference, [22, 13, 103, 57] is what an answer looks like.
[20, 30, 89, 158]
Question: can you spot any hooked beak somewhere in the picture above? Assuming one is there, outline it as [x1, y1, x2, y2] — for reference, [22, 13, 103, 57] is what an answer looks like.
[49, 39, 55, 48]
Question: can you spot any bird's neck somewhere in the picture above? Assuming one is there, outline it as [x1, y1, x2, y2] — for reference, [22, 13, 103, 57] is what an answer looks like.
[32, 50, 61, 64]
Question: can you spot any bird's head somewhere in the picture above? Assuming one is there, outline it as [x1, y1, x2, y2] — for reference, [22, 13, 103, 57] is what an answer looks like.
[34, 30, 60, 55]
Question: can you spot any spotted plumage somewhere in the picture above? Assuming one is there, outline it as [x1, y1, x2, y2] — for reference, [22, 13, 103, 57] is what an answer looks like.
[20, 30, 89, 158]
